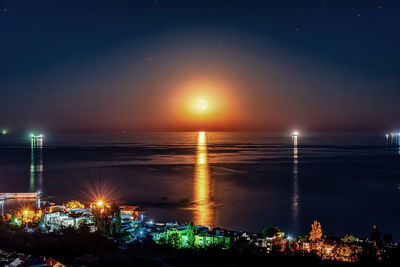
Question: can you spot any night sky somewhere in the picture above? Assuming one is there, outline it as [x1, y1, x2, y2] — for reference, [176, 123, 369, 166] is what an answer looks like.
[0, 0, 399, 132]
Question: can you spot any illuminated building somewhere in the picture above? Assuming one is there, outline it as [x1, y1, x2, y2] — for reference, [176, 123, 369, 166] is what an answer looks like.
[120, 205, 141, 220]
[43, 208, 94, 231]
[44, 212, 80, 229]
[153, 225, 231, 249]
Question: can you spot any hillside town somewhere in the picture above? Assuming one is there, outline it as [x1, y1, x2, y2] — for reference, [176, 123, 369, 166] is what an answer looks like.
[0, 198, 398, 266]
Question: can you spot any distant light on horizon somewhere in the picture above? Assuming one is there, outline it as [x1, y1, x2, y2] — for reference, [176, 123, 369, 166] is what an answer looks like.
[292, 131, 299, 137]
[29, 133, 44, 138]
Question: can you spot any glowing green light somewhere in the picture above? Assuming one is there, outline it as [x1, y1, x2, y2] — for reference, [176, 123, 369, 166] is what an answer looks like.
[1, 129, 7, 135]
[12, 218, 22, 226]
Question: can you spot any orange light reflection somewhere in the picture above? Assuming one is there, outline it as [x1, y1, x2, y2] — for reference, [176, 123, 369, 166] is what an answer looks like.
[193, 131, 215, 227]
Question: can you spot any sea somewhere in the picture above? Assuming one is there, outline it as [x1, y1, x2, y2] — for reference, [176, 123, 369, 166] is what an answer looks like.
[0, 132, 399, 240]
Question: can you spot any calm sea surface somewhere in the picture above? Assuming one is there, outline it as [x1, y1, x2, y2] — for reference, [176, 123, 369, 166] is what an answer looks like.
[0, 132, 399, 240]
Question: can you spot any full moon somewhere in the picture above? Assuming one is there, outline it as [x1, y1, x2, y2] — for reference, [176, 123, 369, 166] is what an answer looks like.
[197, 99, 208, 111]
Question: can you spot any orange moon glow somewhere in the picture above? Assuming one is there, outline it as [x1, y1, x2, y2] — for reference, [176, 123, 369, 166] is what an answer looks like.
[168, 77, 243, 131]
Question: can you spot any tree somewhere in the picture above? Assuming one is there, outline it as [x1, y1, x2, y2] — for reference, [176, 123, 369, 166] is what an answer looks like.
[77, 219, 91, 234]
[382, 233, 392, 246]
[167, 231, 181, 249]
[309, 220, 323, 242]
[262, 226, 280, 238]
[342, 234, 358, 244]
[66, 200, 85, 209]
[92, 206, 112, 235]
[91, 202, 121, 237]
[370, 225, 382, 248]
[297, 235, 308, 242]
[110, 203, 122, 236]
[187, 222, 196, 247]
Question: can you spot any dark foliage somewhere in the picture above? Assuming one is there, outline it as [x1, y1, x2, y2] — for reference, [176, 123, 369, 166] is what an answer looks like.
[0, 222, 117, 263]
[370, 225, 382, 248]
[262, 226, 280, 238]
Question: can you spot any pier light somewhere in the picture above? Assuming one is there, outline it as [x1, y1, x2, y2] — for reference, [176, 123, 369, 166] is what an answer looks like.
[291, 131, 299, 137]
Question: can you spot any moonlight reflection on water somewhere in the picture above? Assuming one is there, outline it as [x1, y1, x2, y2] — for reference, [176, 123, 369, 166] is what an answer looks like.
[193, 131, 215, 227]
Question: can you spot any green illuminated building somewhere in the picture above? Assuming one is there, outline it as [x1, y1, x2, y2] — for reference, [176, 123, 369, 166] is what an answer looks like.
[153, 223, 231, 249]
